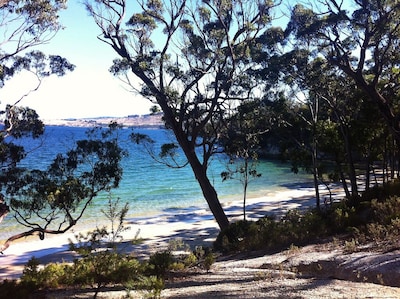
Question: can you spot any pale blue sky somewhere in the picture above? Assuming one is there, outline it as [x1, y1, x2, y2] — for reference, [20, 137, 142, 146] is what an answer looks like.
[0, 1, 152, 120]
[1, 0, 337, 120]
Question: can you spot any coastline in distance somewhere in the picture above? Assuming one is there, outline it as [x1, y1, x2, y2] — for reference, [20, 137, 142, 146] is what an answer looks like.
[42, 113, 164, 128]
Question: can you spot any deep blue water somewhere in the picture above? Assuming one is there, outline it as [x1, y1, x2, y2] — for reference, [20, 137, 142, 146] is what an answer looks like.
[1, 126, 312, 240]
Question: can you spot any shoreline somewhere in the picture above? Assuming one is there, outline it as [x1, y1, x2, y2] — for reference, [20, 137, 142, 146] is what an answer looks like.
[0, 184, 342, 280]
[42, 114, 165, 128]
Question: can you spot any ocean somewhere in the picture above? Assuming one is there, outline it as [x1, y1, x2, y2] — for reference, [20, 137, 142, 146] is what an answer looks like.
[1, 125, 312, 241]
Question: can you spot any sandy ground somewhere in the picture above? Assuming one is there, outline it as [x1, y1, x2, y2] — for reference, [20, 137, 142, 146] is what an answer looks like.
[0, 186, 320, 279]
[2, 185, 400, 298]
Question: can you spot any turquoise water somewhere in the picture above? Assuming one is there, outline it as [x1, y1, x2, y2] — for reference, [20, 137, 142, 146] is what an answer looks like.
[0, 126, 312, 240]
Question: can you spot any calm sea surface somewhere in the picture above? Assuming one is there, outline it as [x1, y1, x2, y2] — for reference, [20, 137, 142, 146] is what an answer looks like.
[1, 126, 312, 240]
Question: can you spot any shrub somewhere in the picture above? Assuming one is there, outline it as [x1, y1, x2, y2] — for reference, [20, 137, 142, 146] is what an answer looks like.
[363, 197, 400, 245]
[183, 252, 198, 267]
[203, 252, 215, 272]
[214, 204, 365, 253]
[0, 279, 34, 299]
[125, 275, 164, 299]
[370, 197, 400, 225]
[20, 257, 41, 290]
[362, 179, 400, 201]
[38, 262, 68, 289]
[147, 251, 174, 278]
[214, 220, 260, 252]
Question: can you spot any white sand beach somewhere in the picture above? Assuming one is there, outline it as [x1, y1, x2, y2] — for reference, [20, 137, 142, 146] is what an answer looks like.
[0, 185, 334, 280]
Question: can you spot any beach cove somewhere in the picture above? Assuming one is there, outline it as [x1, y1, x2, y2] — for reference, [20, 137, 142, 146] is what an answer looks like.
[3, 124, 400, 298]
[0, 185, 322, 279]
[0, 125, 313, 241]
[2, 184, 400, 299]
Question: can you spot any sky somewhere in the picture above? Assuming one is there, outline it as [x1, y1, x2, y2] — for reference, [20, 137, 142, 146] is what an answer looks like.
[0, 1, 153, 120]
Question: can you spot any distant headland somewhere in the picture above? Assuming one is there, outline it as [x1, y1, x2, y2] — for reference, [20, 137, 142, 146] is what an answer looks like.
[42, 113, 164, 128]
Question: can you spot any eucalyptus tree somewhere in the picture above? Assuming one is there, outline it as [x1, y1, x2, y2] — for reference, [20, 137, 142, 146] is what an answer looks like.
[85, 0, 277, 230]
[220, 100, 267, 221]
[0, 0, 68, 84]
[0, 1, 125, 252]
[285, 0, 400, 143]
[0, 0, 74, 230]
[299, 59, 363, 202]
[271, 53, 388, 205]
[1, 123, 126, 252]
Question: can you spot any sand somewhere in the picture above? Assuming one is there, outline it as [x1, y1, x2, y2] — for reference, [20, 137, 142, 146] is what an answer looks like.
[0, 185, 334, 280]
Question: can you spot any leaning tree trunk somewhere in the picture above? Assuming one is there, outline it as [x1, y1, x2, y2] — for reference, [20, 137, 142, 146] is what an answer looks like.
[162, 106, 230, 231]
[187, 155, 230, 230]
[195, 164, 229, 230]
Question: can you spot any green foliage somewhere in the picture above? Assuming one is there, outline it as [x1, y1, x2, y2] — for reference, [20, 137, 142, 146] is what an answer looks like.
[10, 199, 166, 297]
[20, 257, 41, 290]
[0, 279, 34, 299]
[72, 250, 142, 288]
[203, 252, 215, 272]
[147, 251, 174, 279]
[11, 238, 217, 298]
[215, 204, 358, 253]
[36, 262, 67, 289]
[1, 123, 126, 251]
[101, 195, 130, 246]
[65, 195, 143, 292]
[183, 252, 198, 267]
[323, 202, 359, 232]
[125, 275, 164, 299]
[215, 190, 400, 254]
[362, 180, 400, 202]
[359, 196, 400, 245]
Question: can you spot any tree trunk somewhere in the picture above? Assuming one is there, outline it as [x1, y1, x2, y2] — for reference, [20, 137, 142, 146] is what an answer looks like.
[365, 158, 371, 192]
[338, 122, 359, 202]
[311, 136, 320, 209]
[162, 106, 230, 231]
[336, 160, 351, 199]
[188, 157, 230, 230]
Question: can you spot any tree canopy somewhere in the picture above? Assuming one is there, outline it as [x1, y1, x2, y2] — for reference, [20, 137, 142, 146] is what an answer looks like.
[1, 123, 126, 252]
[2, 0, 400, 249]
[0, 1, 125, 252]
[85, 0, 280, 230]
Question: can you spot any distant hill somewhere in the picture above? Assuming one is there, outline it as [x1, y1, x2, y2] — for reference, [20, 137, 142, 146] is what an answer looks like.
[43, 113, 164, 128]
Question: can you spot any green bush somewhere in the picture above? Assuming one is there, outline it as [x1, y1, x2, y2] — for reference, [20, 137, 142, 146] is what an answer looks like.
[125, 275, 164, 299]
[37, 262, 68, 289]
[215, 205, 359, 253]
[20, 257, 41, 290]
[215, 193, 400, 254]
[362, 196, 400, 245]
[147, 251, 174, 278]
[325, 203, 358, 232]
[370, 196, 400, 225]
[362, 179, 400, 201]
[0, 279, 34, 299]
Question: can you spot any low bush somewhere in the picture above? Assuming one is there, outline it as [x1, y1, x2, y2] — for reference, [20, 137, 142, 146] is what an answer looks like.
[0, 279, 35, 299]
[214, 209, 332, 253]
[146, 250, 174, 278]
[215, 193, 400, 254]
[3, 239, 214, 299]
[361, 179, 400, 202]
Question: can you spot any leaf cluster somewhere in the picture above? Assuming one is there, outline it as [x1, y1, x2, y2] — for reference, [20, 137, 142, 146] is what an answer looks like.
[0, 123, 127, 251]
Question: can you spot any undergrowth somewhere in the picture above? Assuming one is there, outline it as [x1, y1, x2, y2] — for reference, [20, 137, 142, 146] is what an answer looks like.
[0, 196, 214, 299]
[215, 182, 400, 254]
[3, 182, 400, 298]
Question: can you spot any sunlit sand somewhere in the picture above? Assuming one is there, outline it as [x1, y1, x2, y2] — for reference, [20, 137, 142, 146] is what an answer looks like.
[0, 184, 344, 280]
